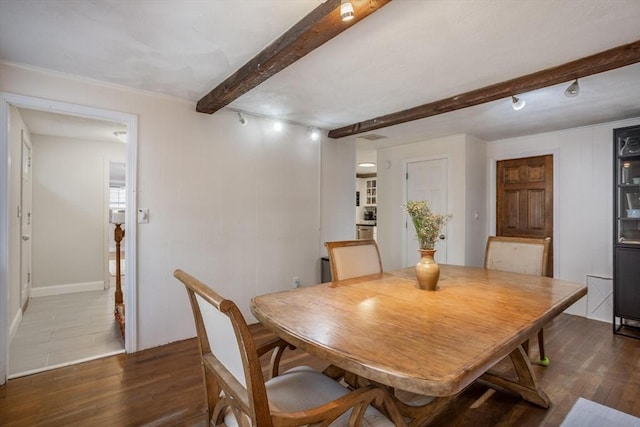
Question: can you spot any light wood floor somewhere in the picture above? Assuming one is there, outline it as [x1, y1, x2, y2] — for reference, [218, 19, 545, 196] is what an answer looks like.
[1, 314, 639, 426]
[8, 279, 124, 377]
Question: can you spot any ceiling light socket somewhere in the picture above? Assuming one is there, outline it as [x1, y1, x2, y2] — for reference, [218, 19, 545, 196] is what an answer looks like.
[341, 0, 354, 22]
[237, 112, 248, 126]
[512, 96, 526, 111]
[564, 79, 580, 97]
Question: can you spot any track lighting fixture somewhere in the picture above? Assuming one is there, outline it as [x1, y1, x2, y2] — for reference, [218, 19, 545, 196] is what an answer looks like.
[341, 0, 354, 22]
[511, 95, 526, 111]
[237, 112, 247, 126]
[309, 128, 321, 141]
[564, 79, 580, 98]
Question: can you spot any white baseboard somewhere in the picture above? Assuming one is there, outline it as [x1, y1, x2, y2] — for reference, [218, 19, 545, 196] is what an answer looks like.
[30, 281, 105, 298]
[9, 309, 22, 342]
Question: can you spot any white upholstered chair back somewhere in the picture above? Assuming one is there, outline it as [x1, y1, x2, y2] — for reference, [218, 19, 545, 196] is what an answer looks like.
[195, 294, 246, 387]
[484, 236, 550, 277]
[484, 236, 553, 366]
[325, 239, 383, 281]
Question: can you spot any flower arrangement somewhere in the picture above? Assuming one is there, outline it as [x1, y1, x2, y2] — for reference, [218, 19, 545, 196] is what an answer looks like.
[403, 200, 450, 250]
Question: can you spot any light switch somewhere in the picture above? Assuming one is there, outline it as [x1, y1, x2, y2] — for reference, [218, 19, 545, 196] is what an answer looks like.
[138, 208, 149, 223]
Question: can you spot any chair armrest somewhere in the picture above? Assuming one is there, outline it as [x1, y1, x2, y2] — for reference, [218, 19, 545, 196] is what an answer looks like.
[256, 337, 295, 379]
[256, 336, 291, 357]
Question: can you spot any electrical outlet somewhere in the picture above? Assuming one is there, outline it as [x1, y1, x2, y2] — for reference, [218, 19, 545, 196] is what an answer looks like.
[293, 276, 300, 288]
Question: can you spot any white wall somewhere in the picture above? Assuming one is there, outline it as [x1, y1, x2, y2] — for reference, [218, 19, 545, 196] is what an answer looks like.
[487, 117, 640, 315]
[0, 62, 347, 351]
[377, 134, 469, 270]
[320, 137, 356, 256]
[31, 134, 125, 291]
[464, 134, 488, 267]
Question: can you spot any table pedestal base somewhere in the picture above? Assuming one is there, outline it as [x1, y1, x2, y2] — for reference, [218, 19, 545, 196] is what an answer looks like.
[328, 343, 550, 426]
[479, 344, 551, 408]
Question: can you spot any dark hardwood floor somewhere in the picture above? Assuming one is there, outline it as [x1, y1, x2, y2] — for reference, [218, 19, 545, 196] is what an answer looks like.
[1, 314, 639, 426]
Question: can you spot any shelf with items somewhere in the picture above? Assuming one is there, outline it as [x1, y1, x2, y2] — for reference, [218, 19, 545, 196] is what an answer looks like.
[619, 132, 640, 157]
[617, 147, 640, 240]
[619, 160, 640, 186]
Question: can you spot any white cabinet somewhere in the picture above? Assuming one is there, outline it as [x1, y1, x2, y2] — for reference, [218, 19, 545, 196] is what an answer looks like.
[365, 179, 376, 206]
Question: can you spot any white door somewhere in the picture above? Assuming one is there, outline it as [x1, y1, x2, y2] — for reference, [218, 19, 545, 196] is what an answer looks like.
[20, 131, 33, 308]
[405, 158, 448, 266]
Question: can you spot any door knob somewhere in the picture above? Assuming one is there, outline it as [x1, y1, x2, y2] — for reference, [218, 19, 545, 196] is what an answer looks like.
[439, 234, 445, 240]
[22, 235, 30, 241]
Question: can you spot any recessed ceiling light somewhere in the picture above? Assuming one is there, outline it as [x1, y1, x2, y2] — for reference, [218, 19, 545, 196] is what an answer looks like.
[358, 162, 376, 168]
[273, 121, 283, 132]
[113, 131, 127, 143]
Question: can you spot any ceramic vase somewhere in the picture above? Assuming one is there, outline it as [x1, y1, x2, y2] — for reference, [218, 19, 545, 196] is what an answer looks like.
[415, 249, 439, 291]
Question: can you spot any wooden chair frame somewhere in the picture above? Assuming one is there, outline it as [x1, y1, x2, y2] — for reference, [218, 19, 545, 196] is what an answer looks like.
[325, 239, 383, 282]
[174, 269, 399, 427]
[484, 236, 552, 365]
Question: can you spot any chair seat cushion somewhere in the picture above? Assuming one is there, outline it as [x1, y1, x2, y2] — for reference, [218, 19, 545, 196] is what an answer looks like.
[224, 366, 394, 426]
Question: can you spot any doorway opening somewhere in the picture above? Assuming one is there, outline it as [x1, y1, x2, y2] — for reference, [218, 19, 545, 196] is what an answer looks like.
[356, 148, 378, 241]
[0, 93, 138, 384]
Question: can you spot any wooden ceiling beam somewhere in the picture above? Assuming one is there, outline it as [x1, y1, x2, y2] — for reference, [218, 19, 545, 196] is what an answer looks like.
[197, 0, 392, 114]
[328, 40, 640, 139]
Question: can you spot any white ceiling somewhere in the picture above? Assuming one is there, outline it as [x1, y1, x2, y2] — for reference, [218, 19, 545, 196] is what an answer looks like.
[17, 109, 127, 144]
[1, 0, 640, 172]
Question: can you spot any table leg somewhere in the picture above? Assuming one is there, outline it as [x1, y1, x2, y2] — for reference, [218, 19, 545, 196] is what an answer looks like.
[340, 372, 455, 427]
[479, 344, 551, 408]
[390, 394, 456, 427]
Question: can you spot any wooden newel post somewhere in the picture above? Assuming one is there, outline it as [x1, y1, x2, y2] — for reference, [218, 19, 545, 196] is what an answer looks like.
[114, 223, 125, 305]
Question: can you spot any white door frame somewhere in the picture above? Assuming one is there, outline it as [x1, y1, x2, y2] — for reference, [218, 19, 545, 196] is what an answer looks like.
[0, 92, 138, 384]
[19, 130, 32, 308]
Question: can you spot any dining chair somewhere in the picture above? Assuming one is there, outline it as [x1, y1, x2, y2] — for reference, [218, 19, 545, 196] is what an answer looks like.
[484, 236, 552, 366]
[173, 269, 401, 427]
[325, 239, 383, 282]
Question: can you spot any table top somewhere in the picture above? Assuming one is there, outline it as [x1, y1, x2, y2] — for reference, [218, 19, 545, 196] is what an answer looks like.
[251, 264, 587, 396]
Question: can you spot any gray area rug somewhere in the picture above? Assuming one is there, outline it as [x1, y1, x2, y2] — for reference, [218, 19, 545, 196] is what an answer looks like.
[561, 397, 640, 427]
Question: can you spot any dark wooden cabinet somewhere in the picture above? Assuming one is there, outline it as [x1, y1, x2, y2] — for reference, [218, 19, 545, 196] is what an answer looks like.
[613, 124, 640, 338]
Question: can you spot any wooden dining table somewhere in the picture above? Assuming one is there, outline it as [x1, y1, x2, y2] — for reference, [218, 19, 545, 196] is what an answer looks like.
[251, 264, 587, 426]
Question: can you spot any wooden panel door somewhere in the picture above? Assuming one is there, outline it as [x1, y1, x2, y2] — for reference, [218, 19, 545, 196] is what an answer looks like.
[497, 155, 553, 275]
